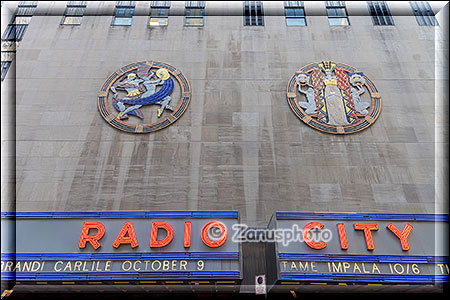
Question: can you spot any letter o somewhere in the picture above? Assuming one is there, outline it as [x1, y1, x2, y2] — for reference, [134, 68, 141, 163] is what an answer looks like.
[201, 221, 228, 248]
[122, 260, 132, 271]
[151, 260, 161, 271]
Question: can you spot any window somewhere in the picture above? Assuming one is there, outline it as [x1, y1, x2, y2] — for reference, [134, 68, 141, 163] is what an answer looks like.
[10, 1, 37, 25]
[284, 1, 306, 26]
[243, 1, 264, 26]
[325, 1, 349, 26]
[15, 6, 36, 17]
[1, 41, 19, 52]
[112, 1, 135, 26]
[185, 2, 205, 27]
[2, 24, 28, 41]
[12, 16, 32, 24]
[367, 1, 394, 25]
[1, 61, 12, 81]
[1, 51, 15, 62]
[61, 1, 87, 25]
[0, 1, 36, 81]
[410, 1, 438, 26]
[18, 1, 38, 6]
[149, 1, 170, 27]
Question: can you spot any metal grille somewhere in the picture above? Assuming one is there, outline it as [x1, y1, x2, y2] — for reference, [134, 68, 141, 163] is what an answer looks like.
[116, 1, 136, 7]
[67, 1, 88, 6]
[185, 1, 205, 8]
[367, 1, 395, 26]
[410, 1, 438, 26]
[15, 6, 36, 16]
[325, 1, 346, 8]
[284, 1, 304, 7]
[65, 7, 87, 16]
[243, 1, 264, 26]
[151, 1, 171, 8]
[18, 1, 37, 7]
[2, 24, 28, 41]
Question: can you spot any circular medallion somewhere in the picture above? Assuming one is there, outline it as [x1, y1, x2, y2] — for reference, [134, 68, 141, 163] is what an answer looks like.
[98, 61, 191, 133]
[286, 61, 381, 134]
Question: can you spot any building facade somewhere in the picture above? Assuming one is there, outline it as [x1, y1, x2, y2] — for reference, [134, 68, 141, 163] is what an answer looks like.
[1, 0, 449, 296]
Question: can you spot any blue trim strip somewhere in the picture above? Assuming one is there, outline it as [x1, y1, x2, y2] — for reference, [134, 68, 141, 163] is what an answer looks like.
[278, 254, 449, 264]
[276, 212, 449, 221]
[1, 271, 241, 281]
[280, 272, 449, 283]
[1, 211, 239, 219]
[1, 252, 239, 261]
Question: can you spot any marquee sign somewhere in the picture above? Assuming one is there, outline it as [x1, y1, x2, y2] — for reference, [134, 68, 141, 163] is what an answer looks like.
[98, 61, 190, 133]
[2, 211, 448, 288]
[286, 61, 382, 134]
[1, 211, 241, 284]
[271, 212, 449, 285]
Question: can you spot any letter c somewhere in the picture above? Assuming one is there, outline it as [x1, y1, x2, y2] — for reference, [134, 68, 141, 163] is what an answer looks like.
[303, 222, 327, 250]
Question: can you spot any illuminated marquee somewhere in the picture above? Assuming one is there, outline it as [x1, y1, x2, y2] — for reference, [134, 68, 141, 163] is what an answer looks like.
[271, 212, 449, 285]
[77, 220, 228, 249]
[0, 211, 241, 284]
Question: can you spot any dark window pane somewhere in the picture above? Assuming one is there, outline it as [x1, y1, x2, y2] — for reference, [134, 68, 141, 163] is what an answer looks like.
[116, 7, 134, 17]
[244, 1, 264, 26]
[327, 7, 346, 17]
[285, 8, 294, 17]
[257, 15, 263, 25]
[285, 7, 304, 17]
[368, 1, 394, 26]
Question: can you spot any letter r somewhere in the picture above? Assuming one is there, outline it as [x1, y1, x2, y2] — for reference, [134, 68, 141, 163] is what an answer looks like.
[78, 222, 105, 250]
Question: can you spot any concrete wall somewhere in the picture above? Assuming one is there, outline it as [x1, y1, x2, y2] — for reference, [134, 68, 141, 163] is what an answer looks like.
[2, 1, 448, 226]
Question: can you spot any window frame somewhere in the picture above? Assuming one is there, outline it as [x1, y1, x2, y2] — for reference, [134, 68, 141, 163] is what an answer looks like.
[325, 1, 350, 26]
[1, 24, 28, 41]
[1, 60, 12, 81]
[149, 8, 170, 27]
[184, 2, 205, 27]
[112, 2, 136, 26]
[61, 2, 87, 26]
[367, 1, 395, 26]
[149, 2, 171, 27]
[0, 1, 36, 81]
[243, 1, 264, 26]
[410, 1, 438, 26]
[284, 2, 306, 26]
